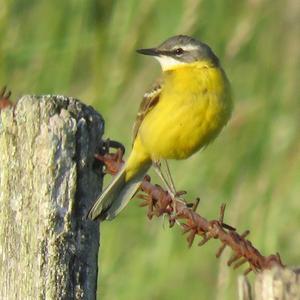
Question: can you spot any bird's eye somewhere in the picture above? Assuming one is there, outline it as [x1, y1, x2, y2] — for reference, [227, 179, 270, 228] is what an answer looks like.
[175, 48, 184, 56]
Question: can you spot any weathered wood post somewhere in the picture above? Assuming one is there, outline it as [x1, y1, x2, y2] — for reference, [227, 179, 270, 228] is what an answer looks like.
[0, 95, 104, 299]
[238, 267, 300, 300]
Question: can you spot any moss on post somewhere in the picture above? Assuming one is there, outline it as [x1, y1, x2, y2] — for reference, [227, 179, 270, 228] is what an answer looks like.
[0, 95, 104, 299]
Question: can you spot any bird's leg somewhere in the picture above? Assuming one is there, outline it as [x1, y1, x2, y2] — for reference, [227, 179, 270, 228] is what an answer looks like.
[161, 160, 186, 200]
[163, 160, 176, 194]
[153, 161, 176, 198]
[152, 161, 184, 217]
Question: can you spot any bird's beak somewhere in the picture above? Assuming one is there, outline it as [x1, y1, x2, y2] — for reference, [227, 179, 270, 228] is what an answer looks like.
[136, 48, 160, 56]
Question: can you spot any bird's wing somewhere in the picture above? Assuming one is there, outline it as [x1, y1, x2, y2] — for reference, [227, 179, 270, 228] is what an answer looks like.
[132, 79, 162, 144]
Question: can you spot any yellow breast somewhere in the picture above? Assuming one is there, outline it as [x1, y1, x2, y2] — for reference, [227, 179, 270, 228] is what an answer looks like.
[138, 62, 232, 160]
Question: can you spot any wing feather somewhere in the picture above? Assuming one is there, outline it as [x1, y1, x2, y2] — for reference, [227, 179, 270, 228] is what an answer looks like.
[132, 79, 162, 144]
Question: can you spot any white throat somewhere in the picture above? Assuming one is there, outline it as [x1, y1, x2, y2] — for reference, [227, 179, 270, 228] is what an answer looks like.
[155, 55, 186, 71]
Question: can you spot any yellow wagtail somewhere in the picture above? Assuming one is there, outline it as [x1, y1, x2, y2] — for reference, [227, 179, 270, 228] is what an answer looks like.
[88, 35, 232, 221]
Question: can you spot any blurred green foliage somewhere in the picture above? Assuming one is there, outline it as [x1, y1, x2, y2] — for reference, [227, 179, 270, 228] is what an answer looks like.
[1, 0, 300, 299]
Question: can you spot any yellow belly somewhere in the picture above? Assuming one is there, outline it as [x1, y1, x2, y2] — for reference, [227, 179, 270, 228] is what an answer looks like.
[138, 64, 232, 160]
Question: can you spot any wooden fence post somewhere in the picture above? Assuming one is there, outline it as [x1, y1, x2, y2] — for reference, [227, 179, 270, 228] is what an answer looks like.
[0, 95, 104, 299]
[238, 267, 300, 300]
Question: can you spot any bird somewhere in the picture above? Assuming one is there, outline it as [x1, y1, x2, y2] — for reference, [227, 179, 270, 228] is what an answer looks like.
[88, 35, 232, 221]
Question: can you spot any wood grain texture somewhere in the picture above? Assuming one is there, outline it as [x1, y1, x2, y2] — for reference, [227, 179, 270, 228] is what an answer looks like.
[238, 267, 300, 300]
[0, 95, 104, 299]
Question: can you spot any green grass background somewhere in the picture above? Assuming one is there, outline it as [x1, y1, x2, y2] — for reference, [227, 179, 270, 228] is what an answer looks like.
[1, 0, 300, 299]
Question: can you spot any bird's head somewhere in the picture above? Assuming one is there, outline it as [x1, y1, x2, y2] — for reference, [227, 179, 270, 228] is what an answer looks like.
[137, 35, 219, 71]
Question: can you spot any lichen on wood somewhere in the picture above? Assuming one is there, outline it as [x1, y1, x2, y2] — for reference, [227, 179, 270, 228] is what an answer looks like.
[0, 95, 104, 299]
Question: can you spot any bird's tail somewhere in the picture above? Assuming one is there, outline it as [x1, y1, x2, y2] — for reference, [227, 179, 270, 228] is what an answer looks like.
[89, 168, 148, 221]
[87, 148, 151, 220]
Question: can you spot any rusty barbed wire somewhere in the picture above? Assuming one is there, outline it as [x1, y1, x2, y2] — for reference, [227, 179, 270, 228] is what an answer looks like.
[95, 145, 284, 274]
[0, 86, 13, 110]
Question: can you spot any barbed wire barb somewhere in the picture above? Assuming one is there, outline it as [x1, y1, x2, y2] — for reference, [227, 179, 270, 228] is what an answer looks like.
[95, 145, 285, 274]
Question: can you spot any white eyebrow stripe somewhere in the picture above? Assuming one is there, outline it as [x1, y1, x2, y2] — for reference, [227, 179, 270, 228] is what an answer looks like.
[180, 44, 199, 51]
